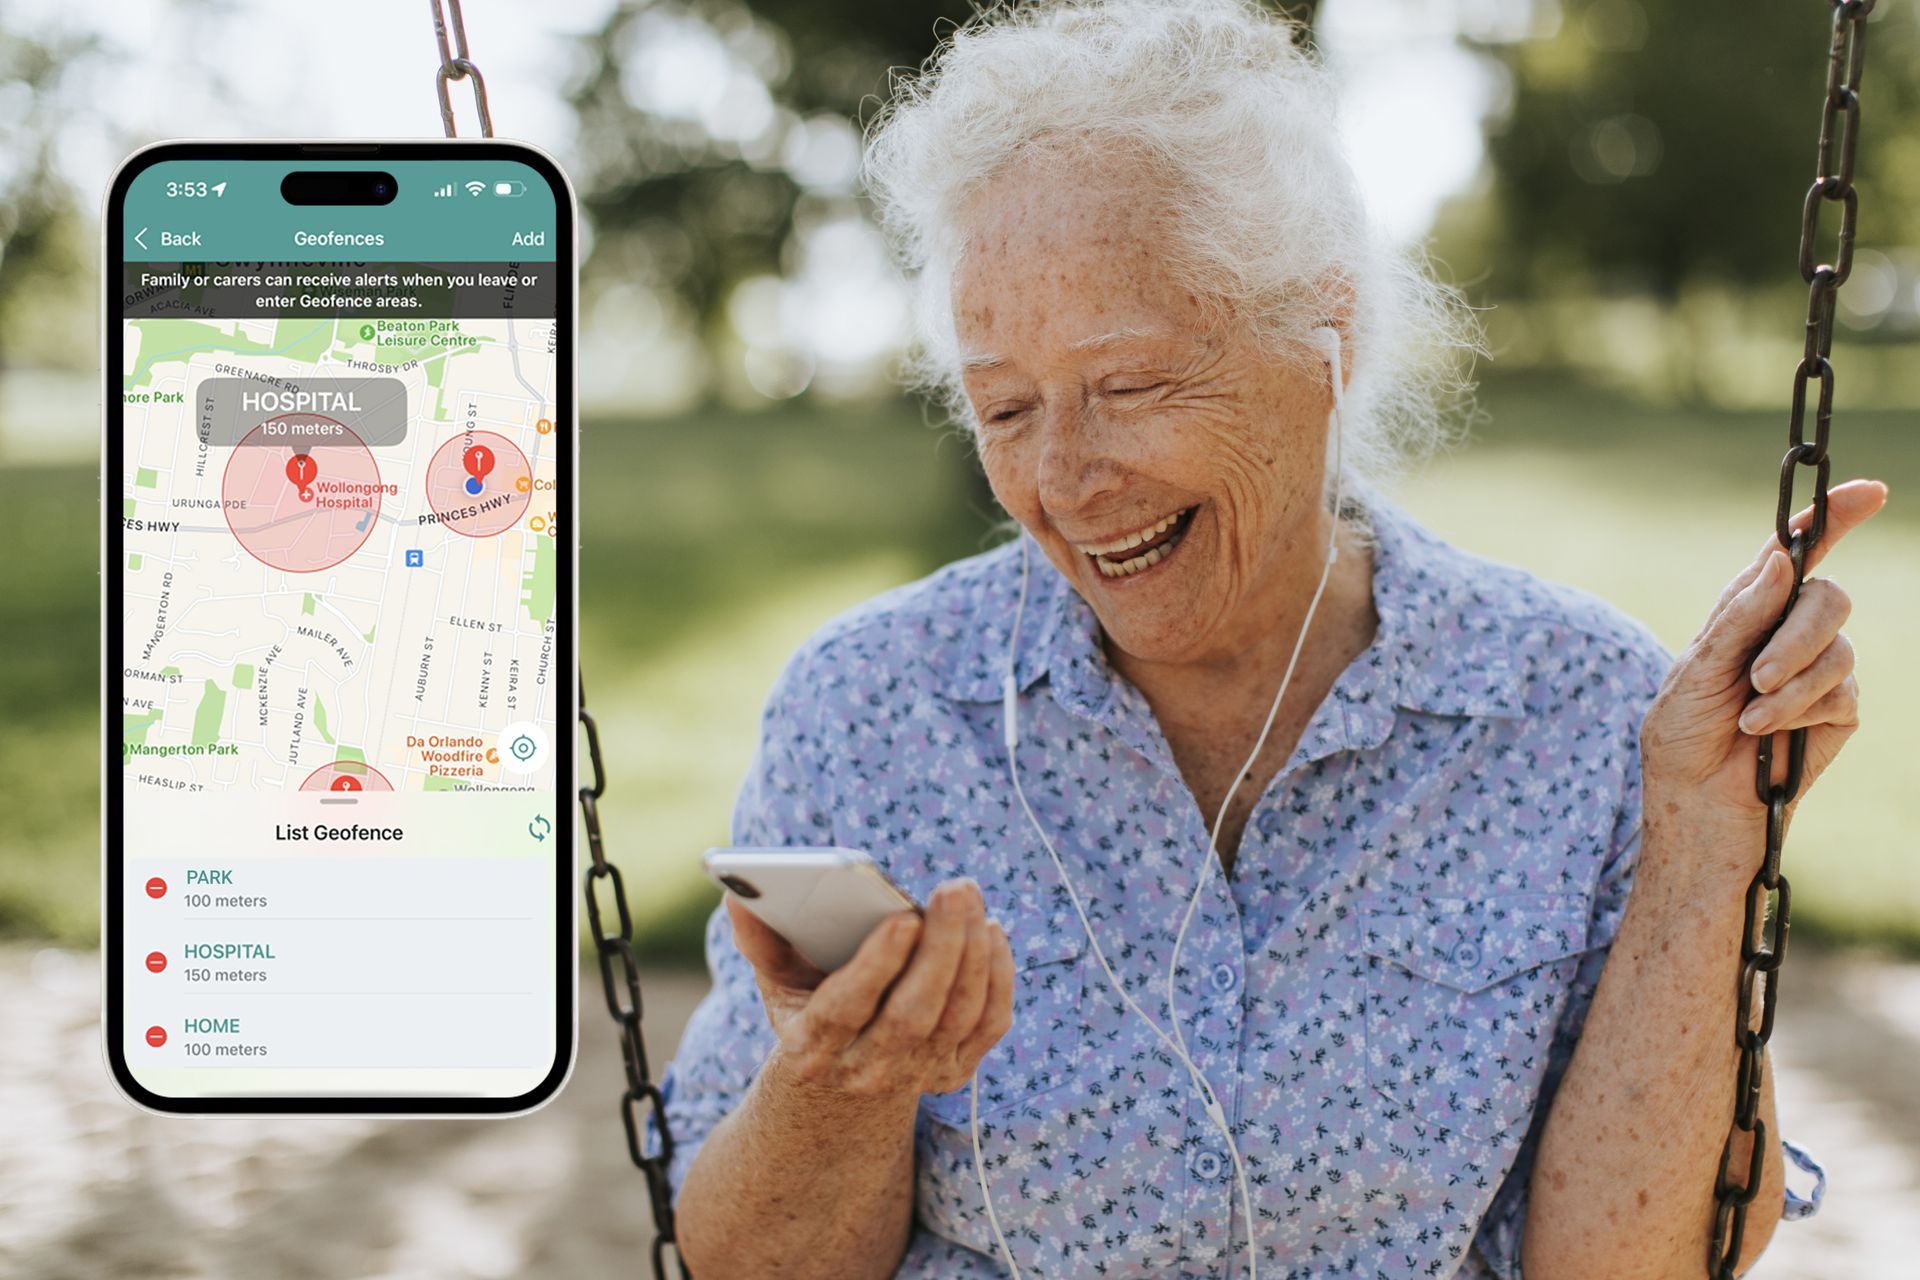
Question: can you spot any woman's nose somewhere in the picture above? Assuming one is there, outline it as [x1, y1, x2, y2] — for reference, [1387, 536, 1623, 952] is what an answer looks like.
[1033, 402, 1126, 518]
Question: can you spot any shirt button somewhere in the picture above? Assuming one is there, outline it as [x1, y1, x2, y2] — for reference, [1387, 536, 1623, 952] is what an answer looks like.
[1191, 1148, 1226, 1181]
[1453, 940, 1483, 968]
[1209, 963, 1238, 994]
[1256, 810, 1284, 839]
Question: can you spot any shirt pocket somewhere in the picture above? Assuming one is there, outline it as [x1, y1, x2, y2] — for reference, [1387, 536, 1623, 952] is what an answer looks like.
[920, 920, 1087, 1128]
[1358, 890, 1590, 1141]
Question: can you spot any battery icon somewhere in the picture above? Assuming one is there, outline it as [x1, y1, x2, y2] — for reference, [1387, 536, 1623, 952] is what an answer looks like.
[493, 180, 526, 197]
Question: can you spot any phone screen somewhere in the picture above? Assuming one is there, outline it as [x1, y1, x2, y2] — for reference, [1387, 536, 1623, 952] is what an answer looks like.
[104, 144, 573, 1111]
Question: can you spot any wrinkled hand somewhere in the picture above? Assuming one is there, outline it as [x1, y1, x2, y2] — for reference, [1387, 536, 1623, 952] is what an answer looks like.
[1639, 478, 1888, 883]
[728, 877, 1015, 1102]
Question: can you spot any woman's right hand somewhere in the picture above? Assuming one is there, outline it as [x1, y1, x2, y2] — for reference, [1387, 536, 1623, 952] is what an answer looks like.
[726, 876, 1016, 1101]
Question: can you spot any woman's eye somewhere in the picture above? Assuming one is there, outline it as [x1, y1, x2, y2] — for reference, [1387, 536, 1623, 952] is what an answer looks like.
[1106, 381, 1165, 396]
[987, 405, 1027, 424]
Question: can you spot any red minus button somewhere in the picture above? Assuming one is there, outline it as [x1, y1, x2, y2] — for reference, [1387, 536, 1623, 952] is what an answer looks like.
[145, 877, 168, 899]
[145, 1026, 167, 1048]
[145, 952, 167, 973]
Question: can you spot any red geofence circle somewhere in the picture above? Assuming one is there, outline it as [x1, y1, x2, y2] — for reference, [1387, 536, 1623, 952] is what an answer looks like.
[424, 429, 534, 538]
[220, 416, 384, 573]
[298, 760, 396, 792]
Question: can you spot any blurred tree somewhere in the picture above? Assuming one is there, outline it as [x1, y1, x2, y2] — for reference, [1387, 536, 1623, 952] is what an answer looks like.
[0, 0, 235, 374]
[567, 0, 1321, 334]
[1466, 0, 1920, 300]
[0, 22, 99, 371]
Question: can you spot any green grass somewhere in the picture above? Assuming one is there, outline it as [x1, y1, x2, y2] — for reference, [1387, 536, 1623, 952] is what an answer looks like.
[0, 461, 103, 939]
[576, 401, 990, 958]
[5, 378, 1916, 957]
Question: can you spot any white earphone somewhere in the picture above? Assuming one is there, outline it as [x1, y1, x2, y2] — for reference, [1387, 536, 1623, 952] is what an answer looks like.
[972, 326, 1348, 1279]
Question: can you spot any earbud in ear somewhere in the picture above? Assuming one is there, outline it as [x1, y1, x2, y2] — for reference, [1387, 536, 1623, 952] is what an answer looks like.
[1312, 324, 1347, 425]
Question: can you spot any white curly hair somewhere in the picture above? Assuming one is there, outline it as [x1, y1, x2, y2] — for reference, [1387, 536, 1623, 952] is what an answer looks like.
[861, 0, 1483, 507]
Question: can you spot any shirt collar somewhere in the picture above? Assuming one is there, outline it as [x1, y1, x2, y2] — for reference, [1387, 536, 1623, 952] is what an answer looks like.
[931, 496, 1524, 725]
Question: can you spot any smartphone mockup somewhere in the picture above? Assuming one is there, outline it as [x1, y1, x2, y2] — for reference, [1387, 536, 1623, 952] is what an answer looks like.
[703, 847, 922, 972]
[103, 141, 576, 1114]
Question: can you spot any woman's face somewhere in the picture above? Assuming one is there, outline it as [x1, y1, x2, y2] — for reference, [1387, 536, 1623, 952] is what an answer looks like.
[953, 149, 1337, 669]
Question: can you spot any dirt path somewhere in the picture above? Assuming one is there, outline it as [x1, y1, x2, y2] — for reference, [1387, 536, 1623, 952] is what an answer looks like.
[2, 945, 1912, 1278]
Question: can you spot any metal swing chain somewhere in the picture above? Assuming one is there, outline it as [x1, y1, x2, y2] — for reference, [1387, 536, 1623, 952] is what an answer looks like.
[429, 0, 493, 138]
[427, 5, 687, 1277]
[582, 678, 689, 1280]
[1708, 2, 1876, 1275]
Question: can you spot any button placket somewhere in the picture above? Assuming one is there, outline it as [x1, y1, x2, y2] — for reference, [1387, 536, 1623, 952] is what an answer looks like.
[1174, 876, 1245, 1264]
[1178, 1112, 1238, 1265]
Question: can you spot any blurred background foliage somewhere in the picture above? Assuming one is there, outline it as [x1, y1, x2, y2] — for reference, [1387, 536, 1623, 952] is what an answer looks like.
[0, 0, 1914, 959]
[563, 0, 1317, 338]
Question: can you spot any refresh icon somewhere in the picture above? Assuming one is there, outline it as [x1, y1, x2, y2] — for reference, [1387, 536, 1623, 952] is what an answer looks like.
[528, 813, 552, 842]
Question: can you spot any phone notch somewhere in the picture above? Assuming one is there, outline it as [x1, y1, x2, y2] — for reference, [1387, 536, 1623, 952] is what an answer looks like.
[279, 170, 398, 205]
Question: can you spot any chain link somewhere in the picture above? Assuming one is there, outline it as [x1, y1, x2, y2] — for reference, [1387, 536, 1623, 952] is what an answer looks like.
[429, 0, 493, 137]
[1708, 2, 1876, 1274]
[421, 5, 684, 1274]
[583, 677, 690, 1279]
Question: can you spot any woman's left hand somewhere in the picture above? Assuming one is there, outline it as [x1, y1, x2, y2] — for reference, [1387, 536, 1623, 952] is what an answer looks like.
[1638, 477, 1889, 883]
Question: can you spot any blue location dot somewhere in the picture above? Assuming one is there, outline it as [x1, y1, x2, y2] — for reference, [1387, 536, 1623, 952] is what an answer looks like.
[464, 476, 484, 496]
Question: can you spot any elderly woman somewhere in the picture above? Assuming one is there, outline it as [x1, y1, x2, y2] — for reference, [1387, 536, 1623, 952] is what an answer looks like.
[655, 2, 1885, 1276]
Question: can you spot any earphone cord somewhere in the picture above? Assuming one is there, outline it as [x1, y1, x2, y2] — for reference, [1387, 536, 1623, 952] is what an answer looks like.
[974, 332, 1348, 1280]
[1162, 332, 1348, 1275]
[980, 543, 1250, 1280]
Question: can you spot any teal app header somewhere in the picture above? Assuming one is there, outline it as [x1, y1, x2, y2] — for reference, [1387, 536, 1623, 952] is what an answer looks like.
[121, 158, 559, 262]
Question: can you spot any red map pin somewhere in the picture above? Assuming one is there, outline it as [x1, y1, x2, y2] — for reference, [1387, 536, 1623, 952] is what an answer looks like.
[285, 453, 318, 502]
[146, 951, 167, 973]
[462, 444, 495, 481]
[145, 1026, 168, 1048]
[145, 877, 168, 899]
[330, 774, 361, 792]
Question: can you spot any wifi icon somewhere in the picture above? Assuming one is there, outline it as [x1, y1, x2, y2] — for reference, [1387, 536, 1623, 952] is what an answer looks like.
[464, 180, 487, 196]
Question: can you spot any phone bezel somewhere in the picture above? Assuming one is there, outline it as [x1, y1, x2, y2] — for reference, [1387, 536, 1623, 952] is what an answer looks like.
[101, 139, 579, 1116]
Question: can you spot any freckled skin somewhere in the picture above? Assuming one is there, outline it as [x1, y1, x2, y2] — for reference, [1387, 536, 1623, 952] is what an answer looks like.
[953, 146, 1378, 863]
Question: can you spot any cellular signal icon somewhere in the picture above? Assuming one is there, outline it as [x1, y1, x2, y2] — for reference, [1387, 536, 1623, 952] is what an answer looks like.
[432, 183, 455, 198]
[464, 180, 487, 196]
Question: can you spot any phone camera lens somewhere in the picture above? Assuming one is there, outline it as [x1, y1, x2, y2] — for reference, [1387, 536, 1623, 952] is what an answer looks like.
[372, 180, 391, 196]
[719, 874, 760, 899]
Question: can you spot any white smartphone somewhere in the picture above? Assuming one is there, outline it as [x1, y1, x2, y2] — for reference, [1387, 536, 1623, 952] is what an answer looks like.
[703, 847, 921, 972]
[105, 140, 576, 1116]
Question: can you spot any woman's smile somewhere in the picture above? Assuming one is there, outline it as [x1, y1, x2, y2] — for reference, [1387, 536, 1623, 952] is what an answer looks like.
[1070, 504, 1199, 580]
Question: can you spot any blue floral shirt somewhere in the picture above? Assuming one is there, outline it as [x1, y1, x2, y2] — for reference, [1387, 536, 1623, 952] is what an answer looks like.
[651, 495, 1824, 1277]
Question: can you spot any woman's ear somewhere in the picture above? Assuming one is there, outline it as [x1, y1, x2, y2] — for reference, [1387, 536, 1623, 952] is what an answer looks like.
[1310, 268, 1357, 390]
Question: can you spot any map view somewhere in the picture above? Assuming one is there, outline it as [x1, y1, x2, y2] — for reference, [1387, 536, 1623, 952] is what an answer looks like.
[119, 313, 561, 796]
